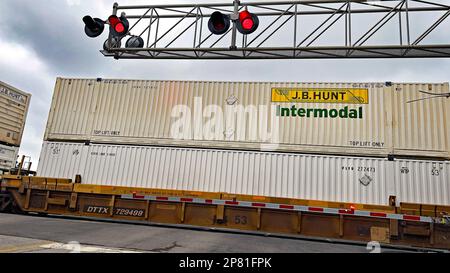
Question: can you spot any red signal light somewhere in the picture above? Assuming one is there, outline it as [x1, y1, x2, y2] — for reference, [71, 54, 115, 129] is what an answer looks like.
[237, 10, 259, 35]
[108, 15, 129, 36]
[242, 19, 254, 30]
[115, 23, 125, 33]
[239, 11, 254, 30]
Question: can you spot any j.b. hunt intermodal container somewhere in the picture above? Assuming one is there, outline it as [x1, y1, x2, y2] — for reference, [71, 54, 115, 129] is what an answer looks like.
[44, 78, 450, 159]
[37, 141, 450, 207]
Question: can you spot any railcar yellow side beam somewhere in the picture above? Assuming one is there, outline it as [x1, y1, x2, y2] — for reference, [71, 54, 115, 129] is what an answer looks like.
[1, 175, 450, 250]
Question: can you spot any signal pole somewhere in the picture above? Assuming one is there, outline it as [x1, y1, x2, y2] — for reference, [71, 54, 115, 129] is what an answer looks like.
[230, 0, 240, 50]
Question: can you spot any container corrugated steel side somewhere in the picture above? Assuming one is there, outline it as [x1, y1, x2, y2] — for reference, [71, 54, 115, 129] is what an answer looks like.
[37, 142, 89, 179]
[45, 79, 391, 156]
[390, 83, 450, 158]
[38, 141, 395, 206]
[44, 78, 449, 158]
[393, 159, 450, 206]
[0, 81, 31, 147]
[0, 143, 19, 171]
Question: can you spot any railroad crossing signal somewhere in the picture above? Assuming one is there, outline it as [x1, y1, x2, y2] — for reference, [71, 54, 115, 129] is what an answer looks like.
[82, 16, 104, 38]
[108, 14, 129, 38]
[208, 9, 259, 35]
[236, 10, 259, 35]
[208, 12, 231, 35]
[82, 0, 450, 60]
[84, 2, 261, 52]
[84, 12, 145, 50]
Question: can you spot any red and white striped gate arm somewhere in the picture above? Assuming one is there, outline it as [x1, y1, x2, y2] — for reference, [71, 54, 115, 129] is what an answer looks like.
[121, 193, 433, 223]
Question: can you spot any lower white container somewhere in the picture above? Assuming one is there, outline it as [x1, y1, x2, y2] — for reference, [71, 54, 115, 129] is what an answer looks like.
[0, 144, 19, 172]
[36, 141, 450, 206]
[393, 160, 450, 206]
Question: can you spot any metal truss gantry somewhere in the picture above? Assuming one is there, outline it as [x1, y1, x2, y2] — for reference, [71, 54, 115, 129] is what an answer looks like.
[102, 0, 450, 59]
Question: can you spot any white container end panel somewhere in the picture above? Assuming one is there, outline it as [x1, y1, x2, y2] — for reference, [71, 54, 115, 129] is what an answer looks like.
[393, 159, 450, 206]
[0, 144, 19, 171]
[391, 83, 450, 158]
[36, 142, 89, 179]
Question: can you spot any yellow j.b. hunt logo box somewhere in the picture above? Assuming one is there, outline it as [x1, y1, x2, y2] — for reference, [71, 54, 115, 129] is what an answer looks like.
[271, 88, 369, 104]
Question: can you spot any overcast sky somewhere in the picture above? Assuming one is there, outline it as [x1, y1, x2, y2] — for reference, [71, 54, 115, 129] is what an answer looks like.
[1, 0, 449, 169]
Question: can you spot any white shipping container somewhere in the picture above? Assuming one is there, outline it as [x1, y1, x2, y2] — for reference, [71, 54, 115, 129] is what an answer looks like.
[393, 159, 450, 206]
[0, 81, 31, 147]
[44, 78, 450, 159]
[0, 143, 19, 171]
[391, 83, 450, 158]
[37, 141, 450, 206]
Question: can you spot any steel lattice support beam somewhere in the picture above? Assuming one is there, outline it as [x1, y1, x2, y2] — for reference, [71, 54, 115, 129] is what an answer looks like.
[100, 0, 450, 59]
